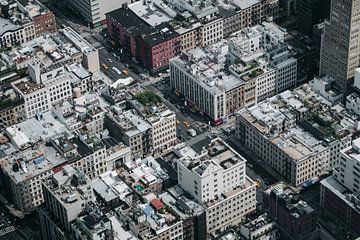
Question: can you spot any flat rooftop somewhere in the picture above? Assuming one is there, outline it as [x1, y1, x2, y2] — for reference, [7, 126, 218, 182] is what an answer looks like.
[107, 8, 179, 46]
[128, 1, 172, 27]
[321, 176, 360, 214]
[0, 18, 22, 36]
[9, 112, 72, 144]
[60, 27, 96, 53]
[172, 48, 244, 94]
[232, 0, 260, 9]
[14, 78, 44, 95]
[1, 143, 66, 183]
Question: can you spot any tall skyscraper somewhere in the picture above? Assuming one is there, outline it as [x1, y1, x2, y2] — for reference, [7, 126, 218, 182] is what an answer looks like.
[320, 0, 360, 94]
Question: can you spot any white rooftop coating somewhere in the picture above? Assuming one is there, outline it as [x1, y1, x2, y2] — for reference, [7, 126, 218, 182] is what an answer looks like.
[11, 112, 72, 143]
[232, 0, 260, 9]
[110, 216, 139, 240]
[128, 1, 172, 27]
[121, 110, 152, 137]
[92, 170, 132, 202]
[0, 17, 22, 36]
[5, 126, 30, 149]
[172, 48, 244, 94]
[60, 27, 96, 53]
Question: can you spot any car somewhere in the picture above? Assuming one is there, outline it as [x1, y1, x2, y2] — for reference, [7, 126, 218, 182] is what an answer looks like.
[112, 67, 121, 75]
[101, 64, 108, 70]
[183, 121, 190, 127]
[176, 120, 180, 125]
[107, 58, 113, 63]
[122, 68, 129, 76]
[187, 129, 197, 137]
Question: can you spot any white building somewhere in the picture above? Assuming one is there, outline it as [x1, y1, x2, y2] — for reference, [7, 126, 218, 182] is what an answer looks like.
[236, 89, 352, 187]
[200, 18, 224, 46]
[177, 138, 256, 235]
[309, 76, 343, 105]
[333, 138, 360, 193]
[12, 64, 72, 119]
[239, 213, 278, 240]
[170, 48, 245, 123]
[0, 18, 35, 48]
[65, 0, 133, 28]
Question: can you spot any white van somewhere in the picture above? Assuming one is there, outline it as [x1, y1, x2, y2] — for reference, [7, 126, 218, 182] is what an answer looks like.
[112, 67, 121, 75]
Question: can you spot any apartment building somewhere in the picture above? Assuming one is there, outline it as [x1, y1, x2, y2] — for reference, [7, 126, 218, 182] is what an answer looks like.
[160, 189, 206, 240]
[170, 23, 292, 123]
[15, 0, 57, 36]
[199, 18, 223, 46]
[263, 183, 319, 240]
[177, 23, 202, 52]
[228, 22, 296, 95]
[220, 0, 278, 37]
[107, 7, 181, 74]
[12, 64, 72, 118]
[117, 201, 184, 240]
[239, 213, 278, 240]
[0, 141, 67, 214]
[106, 109, 151, 159]
[320, 138, 360, 239]
[61, 27, 99, 73]
[170, 48, 245, 124]
[39, 166, 94, 240]
[0, 0, 56, 48]
[236, 89, 352, 187]
[267, 44, 297, 93]
[146, 110, 176, 154]
[177, 138, 256, 236]
[0, 88, 26, 128]
[72, 213, 113, 240]
[0, 18, 31, 48]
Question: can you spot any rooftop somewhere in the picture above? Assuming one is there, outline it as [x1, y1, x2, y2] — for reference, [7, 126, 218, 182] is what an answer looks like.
[0, 17, 22, 36]
[128, 1, 172, 27]
[172, 48, 244, 95]
[13, 78, 44, 95]
[60, 27, 96, 53]
[266, 182, 315, 218]
[7, 112, 72, 144]
[92, 170, 133, 202]
[0, 143, 66, 183]
[342, 138, 360, 162]
[112, 110, 152, 138]
[16, 0, 49, 19]
[159, 188, 205, 220]
[239, 90, 351, 161]
[107, 8, 179, 46]
[321, 176, 360, 214]
[43, 165, 93, 208]
[242, 213, 275, 232]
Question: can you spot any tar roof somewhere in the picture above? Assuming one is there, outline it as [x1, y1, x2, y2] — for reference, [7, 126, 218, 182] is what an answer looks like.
[107, 8, 179, 46]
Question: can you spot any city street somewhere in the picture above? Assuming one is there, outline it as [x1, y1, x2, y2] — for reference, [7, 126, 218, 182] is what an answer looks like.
[21, 3, 343, 240]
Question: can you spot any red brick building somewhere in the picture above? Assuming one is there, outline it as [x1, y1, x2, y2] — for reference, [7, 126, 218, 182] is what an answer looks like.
[17, 0, 57, 36]
[106, 8, 181, 73]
